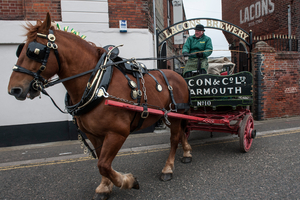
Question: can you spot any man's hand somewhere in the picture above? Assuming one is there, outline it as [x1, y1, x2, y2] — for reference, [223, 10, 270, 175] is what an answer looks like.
[196, 52, 203, 58]
[183, 52, 189, 57]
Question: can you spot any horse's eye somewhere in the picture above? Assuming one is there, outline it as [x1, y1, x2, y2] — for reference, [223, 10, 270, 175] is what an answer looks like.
[16, 43, 25, 58]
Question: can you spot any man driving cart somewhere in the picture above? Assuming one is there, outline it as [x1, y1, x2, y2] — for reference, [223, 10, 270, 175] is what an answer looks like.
[182, 24, 213, 77]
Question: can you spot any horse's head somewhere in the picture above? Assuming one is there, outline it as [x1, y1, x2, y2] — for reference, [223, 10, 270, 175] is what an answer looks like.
[8, 13, 61, 100]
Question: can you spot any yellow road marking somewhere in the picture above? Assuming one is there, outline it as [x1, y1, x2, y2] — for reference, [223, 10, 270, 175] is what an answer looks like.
[0, 157, 92, 171]
[1, 129, 299, 171]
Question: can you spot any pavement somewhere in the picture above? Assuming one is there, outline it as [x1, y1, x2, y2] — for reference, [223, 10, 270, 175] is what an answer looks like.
[1, 116, 300, 168]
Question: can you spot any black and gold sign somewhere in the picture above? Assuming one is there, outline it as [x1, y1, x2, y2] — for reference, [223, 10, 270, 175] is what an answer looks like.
[186, 71, 253, 98]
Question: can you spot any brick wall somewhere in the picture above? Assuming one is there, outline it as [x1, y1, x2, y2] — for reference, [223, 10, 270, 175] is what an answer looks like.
[253, 41, 300, 119]
[0, 0, 24, 20]
[108, 0, 150, 29]
[294, 0, 300, 43]
[0, 0, 61, 21]
[222, 0, 299, 45]
[107, 0, 180, 70]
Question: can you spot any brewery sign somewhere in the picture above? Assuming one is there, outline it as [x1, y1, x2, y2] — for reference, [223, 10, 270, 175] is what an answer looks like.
[186, 71, 253, 98]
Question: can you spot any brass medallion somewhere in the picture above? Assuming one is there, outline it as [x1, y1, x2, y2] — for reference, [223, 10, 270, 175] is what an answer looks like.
[131, 90, 138, 99]
[137, 90, 142, 96]
[48, 34, 56, 42]
[129, 80, 137, 89]
[34, 48, 40, 55]
[157, 84, 162, 92]
[97, 88, 104, 97]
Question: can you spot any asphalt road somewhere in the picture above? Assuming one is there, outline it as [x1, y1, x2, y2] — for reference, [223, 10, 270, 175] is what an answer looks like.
[1, 117, 300, 200]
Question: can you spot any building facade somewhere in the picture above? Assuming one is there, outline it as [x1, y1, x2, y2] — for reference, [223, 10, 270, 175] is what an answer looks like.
[222, 0, 300, 120]
[223, 0, 300, 38]
[0, 0, 185, 147]
[223, 0, 300, 65]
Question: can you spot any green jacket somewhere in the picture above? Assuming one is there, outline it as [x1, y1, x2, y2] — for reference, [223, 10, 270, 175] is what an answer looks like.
[182, 33, 213, 58]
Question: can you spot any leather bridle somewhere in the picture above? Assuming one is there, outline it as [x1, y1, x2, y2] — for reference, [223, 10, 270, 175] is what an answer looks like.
[13, 29, 61, 91]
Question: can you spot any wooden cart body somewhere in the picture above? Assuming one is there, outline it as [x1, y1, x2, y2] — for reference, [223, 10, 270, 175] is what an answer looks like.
[185, 71, 255, 152]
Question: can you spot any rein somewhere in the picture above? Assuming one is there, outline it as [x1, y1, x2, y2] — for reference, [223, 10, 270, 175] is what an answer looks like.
[43, 49, 255, 89]
[11, 29, 214, 114]
[44, 53, 189, 88]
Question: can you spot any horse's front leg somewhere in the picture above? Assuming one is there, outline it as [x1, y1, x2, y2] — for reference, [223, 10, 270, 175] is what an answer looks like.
[86, 137, 114, 200]
[93, 132, 139, 200]
[93, 176, 114, 200]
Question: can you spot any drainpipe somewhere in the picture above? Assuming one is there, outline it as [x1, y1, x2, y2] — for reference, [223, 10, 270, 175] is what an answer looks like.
[288, 5, 291, 51]
[153, 0, 156, 36]
[153, 0, 158, 68]
[255, 52, 263, 120]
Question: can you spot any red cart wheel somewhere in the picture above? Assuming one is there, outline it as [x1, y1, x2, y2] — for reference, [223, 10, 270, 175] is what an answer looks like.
[239, 114, 254, 153]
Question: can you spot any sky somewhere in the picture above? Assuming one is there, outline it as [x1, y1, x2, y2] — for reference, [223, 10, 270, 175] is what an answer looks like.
[181, 0, 231, 57]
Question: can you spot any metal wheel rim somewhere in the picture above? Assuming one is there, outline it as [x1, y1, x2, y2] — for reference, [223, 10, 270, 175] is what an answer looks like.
[240, 114, 254, 152]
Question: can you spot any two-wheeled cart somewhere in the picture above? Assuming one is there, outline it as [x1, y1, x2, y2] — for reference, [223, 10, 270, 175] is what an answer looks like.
[105, 70, 256, 152]
[185, 70, 256, 152]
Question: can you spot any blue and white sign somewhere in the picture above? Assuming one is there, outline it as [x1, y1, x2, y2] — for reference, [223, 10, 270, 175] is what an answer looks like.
[119, 20, 127, 33]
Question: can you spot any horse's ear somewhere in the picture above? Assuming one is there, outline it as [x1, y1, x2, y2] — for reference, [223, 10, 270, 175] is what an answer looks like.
[40, 12, 52, 31]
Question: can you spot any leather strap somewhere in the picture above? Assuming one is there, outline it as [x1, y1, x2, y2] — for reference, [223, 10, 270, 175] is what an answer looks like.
[157, 69, 177, 110]
[114, 65, 137, 89]
[146, 71, 162, 91]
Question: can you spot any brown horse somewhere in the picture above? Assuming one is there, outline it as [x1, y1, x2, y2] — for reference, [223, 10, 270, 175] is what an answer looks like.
[8, 13, 192, 200]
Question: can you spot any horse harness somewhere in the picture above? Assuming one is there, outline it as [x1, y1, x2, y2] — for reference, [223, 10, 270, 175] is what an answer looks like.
[64, 45, 190, 132]
[13, 30, 190, 158]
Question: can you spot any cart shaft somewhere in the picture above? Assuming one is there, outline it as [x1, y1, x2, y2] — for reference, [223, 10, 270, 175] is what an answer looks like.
[105, 100, 230, 125]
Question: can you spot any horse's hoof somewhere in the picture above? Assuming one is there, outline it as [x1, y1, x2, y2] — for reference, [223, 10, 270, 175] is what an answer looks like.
[93, 192, 110, 200]
[132, 177, 140, 190]
[160, 173, 173, 181]
[181, 157, 192, 163]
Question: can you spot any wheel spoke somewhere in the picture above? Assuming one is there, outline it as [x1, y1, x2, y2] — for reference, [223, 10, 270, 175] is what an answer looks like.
[239, 114, 254, 153]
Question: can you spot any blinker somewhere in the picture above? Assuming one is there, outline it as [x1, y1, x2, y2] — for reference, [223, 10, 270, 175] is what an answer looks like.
[16, 43, 25, 58]
[26, 41, 47, 63]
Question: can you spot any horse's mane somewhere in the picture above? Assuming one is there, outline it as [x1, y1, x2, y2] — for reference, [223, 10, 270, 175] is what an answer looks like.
[24, 21, 42, 42]
[24, 21, 105, 59]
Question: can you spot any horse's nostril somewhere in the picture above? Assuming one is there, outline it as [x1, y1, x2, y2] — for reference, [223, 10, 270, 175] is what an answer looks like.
[10, 87, 23, 97]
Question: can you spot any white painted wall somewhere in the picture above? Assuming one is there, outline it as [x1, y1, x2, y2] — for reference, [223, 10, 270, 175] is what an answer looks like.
[1, 44, 70, 126]
[0, 0, 156, 127]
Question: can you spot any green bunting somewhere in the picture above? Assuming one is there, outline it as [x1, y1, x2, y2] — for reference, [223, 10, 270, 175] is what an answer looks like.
[56, 25, 86, 39]
[56, 23, 61, 30]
